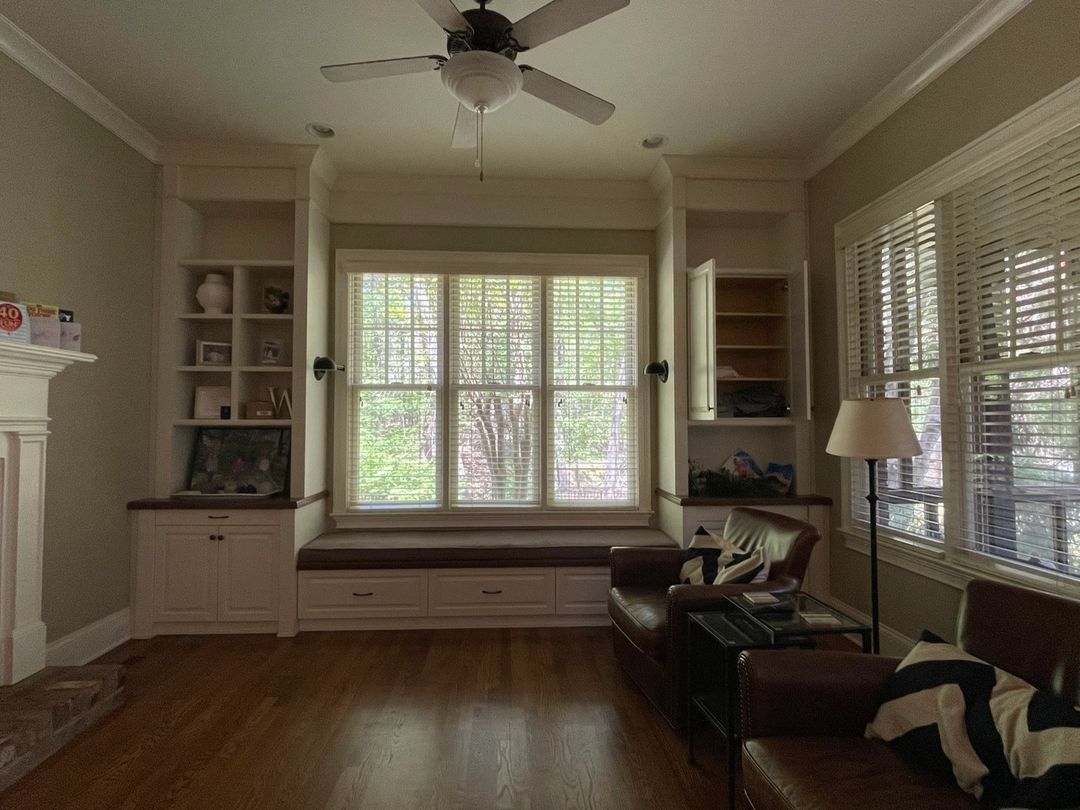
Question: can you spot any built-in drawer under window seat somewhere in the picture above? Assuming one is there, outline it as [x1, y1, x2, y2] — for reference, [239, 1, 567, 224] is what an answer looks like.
[296, 529, 676, 630]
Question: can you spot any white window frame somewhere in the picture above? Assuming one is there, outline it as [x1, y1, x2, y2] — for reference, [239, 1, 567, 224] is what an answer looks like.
[834, 76, 1080, 599]
[331, 249, 652, 530]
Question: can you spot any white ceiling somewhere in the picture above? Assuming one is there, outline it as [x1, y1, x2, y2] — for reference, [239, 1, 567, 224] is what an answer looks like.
[1, 0, 983, 180]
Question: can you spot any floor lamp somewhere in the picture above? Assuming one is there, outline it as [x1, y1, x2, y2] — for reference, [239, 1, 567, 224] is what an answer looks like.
[826, 398, 922, 654]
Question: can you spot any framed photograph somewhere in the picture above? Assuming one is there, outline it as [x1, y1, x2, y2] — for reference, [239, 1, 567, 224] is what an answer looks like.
[195, 339, 232, 366]
[259, 338, 285, 365]
[193, 385, 231, 420]
[186, 428, 290, 495]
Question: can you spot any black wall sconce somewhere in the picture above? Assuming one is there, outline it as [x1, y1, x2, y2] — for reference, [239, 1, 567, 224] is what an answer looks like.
[312, 356, 344, 381]
[643, 360, 669, 383]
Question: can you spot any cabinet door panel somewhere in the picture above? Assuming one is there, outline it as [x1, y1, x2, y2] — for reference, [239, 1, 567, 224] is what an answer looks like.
[153, 528, 217, 623]
[555, 567, 610, 615]
[218, 527, 279, 622]
[687, 260, 717, 420]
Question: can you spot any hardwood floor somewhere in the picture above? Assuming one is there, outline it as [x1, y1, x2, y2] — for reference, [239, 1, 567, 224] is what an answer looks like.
[1, 629, 727, 809]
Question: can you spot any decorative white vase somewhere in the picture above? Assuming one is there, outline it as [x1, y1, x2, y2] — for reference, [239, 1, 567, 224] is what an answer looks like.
[196, 273, 232, 314]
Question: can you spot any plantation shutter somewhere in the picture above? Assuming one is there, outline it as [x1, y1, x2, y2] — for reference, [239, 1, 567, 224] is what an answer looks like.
[948, 124, 1080, 577]
[347, 272, 442, 506]
[547, 276, 639, 506]
[448, 275, 541, 505]
[844, 203, 945, 539]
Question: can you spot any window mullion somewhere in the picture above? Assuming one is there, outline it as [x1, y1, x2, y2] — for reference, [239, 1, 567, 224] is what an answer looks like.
[936, 196, 964, 562]
[440, 274, 451, 510]
[540, 276, 550, 508]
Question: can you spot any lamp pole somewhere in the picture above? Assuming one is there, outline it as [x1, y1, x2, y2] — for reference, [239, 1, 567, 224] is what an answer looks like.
[866, 457, 881, 654]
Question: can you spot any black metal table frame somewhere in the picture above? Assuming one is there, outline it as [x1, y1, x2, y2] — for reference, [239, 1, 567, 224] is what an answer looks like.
[686, 599, 871, 809]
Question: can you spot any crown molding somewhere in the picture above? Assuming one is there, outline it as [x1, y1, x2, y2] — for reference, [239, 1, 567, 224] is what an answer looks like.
[804, 0, 1031, 179]
[0, 13, 161, 162]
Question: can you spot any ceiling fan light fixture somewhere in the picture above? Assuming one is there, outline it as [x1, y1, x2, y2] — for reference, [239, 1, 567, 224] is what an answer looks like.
[440, 51, 522, 113]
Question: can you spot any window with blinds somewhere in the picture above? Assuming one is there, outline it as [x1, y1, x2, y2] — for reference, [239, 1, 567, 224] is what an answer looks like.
[950, 126, 1080, 579]
[347, 273, 442, 506]
[450, 276, 540, 506]
[548, 276, 638, 506]
[844, 203, 945, 541]
[346, 270, 640, 511]
[841, 121, 1080, 584]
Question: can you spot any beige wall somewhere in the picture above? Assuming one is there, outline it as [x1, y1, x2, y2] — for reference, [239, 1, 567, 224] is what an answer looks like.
[0, 55, 156, 640]
[332, 224, 655, 257]
[808, 0, 1080, 641]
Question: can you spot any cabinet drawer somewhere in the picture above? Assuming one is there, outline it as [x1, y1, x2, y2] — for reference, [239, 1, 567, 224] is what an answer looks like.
[298, 571, 427, 619]
[153, 511, 279, 528]
[428, 568, 555, 616]
[555, 567, 611, 615]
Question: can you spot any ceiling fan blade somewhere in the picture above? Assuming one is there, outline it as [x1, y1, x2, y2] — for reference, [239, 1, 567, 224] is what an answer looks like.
[520, 67, 614, 125]
[320, 55, 446, 83]
[414, 0, 472, 33]
[511, 0, 629, 50]
[452, 104, 477, 149]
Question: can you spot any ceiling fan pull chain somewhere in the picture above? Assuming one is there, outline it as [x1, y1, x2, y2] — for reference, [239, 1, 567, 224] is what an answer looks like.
[475, 108, 481, 169]
[477, 106, 486, 182]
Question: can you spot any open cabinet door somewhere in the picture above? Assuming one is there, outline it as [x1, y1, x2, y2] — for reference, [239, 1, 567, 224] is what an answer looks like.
[687, 259, 716, 420]
[789, 260, 811, 421]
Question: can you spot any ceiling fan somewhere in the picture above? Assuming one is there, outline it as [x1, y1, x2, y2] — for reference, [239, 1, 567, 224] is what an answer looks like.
[321, 0, 630, 176]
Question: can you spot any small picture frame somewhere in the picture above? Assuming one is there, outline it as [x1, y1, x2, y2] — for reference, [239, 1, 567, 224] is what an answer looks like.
[196, 339, 232, 366]
[259, 339, 285, 366]
[193, 385, 231, 419]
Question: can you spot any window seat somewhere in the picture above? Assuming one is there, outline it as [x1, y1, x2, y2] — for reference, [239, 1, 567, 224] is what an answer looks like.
[297, 528, 676, 570]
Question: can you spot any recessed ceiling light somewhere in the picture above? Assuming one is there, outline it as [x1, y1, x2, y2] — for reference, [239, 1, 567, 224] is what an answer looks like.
[641, 134, 668, 150]
[305, 122, 336, 139]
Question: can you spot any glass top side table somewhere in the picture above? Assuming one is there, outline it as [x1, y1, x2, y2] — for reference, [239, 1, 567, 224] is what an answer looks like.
[687, 593, 871, 809]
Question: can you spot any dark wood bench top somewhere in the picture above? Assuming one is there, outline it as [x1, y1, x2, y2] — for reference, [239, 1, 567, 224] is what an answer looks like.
[297, 528, 677, 570]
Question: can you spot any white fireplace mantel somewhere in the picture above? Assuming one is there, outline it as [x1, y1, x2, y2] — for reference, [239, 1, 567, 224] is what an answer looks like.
[0, 341, 96, 685]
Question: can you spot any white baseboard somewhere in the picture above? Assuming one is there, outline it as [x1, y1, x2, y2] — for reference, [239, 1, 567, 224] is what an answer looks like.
[820, 596, 915, 658]
[46, 608, 131, 666]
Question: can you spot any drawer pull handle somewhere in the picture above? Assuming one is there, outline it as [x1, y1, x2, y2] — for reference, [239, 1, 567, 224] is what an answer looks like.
[207, 515, 229, 520]
[352, 591, 374, 597]
[481, 589, 503, 595]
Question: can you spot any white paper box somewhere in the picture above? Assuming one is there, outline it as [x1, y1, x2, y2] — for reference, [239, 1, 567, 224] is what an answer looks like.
[30, 316, 61, 347]
[60, 322, 82, 351]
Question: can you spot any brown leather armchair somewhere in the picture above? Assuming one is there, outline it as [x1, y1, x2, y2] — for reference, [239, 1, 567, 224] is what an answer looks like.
[607, 507, 821, 730]
[738, 580, 1080, 810]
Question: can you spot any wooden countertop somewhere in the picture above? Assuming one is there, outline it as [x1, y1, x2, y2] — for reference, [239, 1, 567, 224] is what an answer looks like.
[656, 489, 832, 507]
[127, 491, 328, 510]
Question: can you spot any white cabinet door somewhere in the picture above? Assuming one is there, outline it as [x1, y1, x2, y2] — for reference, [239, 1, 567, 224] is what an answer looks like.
[218, 527, 280, 622]
[687, 259, 717, 420]
[153, 527, 218, 623]
[789, 260, 811, 421]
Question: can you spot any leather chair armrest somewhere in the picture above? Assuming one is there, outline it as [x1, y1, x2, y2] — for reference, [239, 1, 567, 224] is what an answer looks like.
[738, 649, 901, 739]
[609, 547, 685, 588]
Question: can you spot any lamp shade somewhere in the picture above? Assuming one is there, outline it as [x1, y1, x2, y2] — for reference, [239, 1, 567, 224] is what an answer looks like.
[826, 398, 923, 460]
